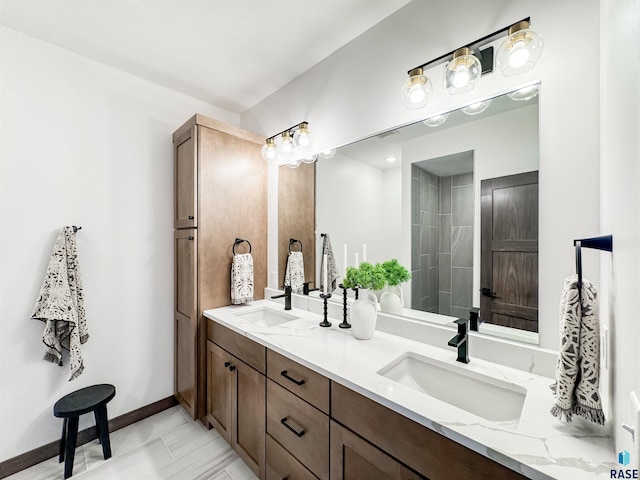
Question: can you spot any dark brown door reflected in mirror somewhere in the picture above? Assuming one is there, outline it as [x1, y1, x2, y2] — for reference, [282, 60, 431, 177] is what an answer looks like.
[481, 171, 539, 332]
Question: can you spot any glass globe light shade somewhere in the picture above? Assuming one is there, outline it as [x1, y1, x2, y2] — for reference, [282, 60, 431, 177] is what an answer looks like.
[462, 99, 492, 116]
[400, 68, 432, 109]
[423, 113, 449, 127]
[261, 138, 278, 162]
[286, 159, 302, 168]
[293, 123, 313, 151]
[277, 131, 295, 158]
[318, 149, 336, 159]
[496, 21, 544, 76]
[301, 154, 318, 164]
[444, 48, 481, 95]
[508, 84, 540, 101]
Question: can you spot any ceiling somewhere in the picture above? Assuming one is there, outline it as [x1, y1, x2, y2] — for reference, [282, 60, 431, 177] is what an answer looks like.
[0, 0, 411, 115]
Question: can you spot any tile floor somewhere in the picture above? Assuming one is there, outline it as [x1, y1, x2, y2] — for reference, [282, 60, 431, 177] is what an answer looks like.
[6, 406, 258, 480]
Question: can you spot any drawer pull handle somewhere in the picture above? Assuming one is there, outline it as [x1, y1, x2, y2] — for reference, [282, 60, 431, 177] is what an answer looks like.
[281, 370, 305, 386]
[280, 417, 305, 437]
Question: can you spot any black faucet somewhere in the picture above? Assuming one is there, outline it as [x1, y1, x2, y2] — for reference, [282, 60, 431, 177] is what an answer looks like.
[303, 281, 318, 296]
[448, 318, 469, 364]
[271, 286, 292, 310]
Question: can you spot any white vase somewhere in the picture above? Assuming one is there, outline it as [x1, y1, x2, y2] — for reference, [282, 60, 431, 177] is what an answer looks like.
[379, 285, 404, 315]
[350, 288, 378, 340]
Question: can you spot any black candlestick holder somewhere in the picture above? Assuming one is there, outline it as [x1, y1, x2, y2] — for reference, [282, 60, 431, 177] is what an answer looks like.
[319, 293, 332, 327]
[338, 284, 351, 329]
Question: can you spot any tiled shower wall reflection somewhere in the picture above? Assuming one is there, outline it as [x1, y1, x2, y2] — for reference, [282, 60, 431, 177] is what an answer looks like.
[412, 166, 473, 319]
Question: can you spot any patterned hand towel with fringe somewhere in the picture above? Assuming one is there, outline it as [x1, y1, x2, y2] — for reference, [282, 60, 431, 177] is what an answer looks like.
[231, 253, 254, 304]
[320, 234, 340, 293]
[31, 226, 88, 381]
[284, 251, 305, 294]
[550, 274, 605, 425]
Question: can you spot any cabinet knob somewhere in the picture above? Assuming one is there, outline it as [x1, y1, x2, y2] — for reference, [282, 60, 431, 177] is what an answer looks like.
[188, 236, 194, 241]
[188, 215, 194, 220]
[229, 365, 236, 372]
[224, 361, 230, 368]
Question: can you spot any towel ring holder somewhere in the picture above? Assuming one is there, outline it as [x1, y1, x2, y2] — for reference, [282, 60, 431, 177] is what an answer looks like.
[233, 238, 252, 255]
[289, 238, 302, 253]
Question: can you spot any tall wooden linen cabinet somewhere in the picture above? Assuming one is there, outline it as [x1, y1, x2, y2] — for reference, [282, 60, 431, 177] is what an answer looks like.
[172, 114, 267, 421]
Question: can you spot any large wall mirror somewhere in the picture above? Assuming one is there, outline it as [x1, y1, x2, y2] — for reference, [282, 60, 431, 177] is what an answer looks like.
[281, 83, 540, 344]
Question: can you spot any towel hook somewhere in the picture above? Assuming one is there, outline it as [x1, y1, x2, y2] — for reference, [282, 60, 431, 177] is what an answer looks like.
[72, 225, 82, 233]
[232, 238, 252, 255]
[573, 234, 613, 301]
[289, 238, 303, 253]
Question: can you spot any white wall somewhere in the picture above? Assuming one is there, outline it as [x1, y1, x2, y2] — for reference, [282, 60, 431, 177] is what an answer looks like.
[0, 27, 237, 461]
[600, 0, 640, 459]
[244, 0, 601, 350]
[315, 153, 402, 280]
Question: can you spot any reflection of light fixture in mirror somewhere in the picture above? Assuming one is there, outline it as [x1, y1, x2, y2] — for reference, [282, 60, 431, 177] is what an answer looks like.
[423, 113, 450, 127]
[509, 84, 540, 101]
[385, 156, 397, 163]
[286, 159, 302, 168]
[319, 149, 336, 159]
[444, 48, 481, 95]
[293, 122, 313, 150]
[462, 99, 492, 115]
[301, 154, 318, 164]
[496, 20, 544, 76]
[261, 138, 278, 162]
[400, 67, 432, 109]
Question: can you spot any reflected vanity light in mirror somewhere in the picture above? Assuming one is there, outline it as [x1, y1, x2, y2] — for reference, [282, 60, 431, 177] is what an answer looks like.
[423, 113, 450, 127]
[462, 99, 492, 115]
[286, 159, 302, 168]
[301, 154, 318, 164]
[509, 84, 540, 102]
[319, 149, 336, 159]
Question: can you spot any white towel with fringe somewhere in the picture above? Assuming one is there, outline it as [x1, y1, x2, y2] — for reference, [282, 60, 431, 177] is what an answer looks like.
[550, 274, 605, 425]
[31, 227, 88, 381]
[231, 253, 254, 304]
[284, 251, 305, 294]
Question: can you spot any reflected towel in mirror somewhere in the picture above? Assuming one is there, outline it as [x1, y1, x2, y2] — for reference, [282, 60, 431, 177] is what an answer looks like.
[320, 234, 340, 293]
[550, 274, 605, 425]
[31, 226, 88, 381]
[284, 251, 305, 294]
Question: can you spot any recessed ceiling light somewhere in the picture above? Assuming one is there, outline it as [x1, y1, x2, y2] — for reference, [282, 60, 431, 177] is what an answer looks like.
[385, 156, 397, 163]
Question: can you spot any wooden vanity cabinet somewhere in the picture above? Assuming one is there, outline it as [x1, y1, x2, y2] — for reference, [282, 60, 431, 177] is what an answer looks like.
[207, 322, 266, 479]
[173, 114, 266, 421]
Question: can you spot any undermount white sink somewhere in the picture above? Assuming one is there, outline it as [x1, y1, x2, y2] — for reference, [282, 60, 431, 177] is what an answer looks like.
[377, 352, 527, 422]
[233, 306, 300, 327]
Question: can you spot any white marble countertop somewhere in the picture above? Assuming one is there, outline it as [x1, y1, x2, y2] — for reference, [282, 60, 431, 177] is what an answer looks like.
[204, 299, 615, 480]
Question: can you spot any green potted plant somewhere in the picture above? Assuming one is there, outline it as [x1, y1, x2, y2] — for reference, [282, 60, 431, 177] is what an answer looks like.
[342, 262, 385, 340]
[379, 259, 411, 314]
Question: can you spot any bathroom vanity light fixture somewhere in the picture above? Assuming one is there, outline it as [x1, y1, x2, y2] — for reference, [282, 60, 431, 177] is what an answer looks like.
[261, 121, 313, 162]
[401, 17, 542, 109]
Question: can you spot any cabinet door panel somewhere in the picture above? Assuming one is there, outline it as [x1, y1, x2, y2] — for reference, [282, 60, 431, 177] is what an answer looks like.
[175, 314, 196, 418]
[175, 230, 196, 319]
[207, 342, 233, 443]
[330, 421, 421, 480]
[235, 359, 266, 479]
[266, 434, 317, 480]
[174, 127, 197, 229]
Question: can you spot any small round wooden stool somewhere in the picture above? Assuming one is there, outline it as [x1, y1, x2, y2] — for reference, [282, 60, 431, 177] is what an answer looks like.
[53, 384, 116, 479]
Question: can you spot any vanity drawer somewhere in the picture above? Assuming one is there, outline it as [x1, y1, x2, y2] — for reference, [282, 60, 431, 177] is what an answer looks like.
[267, 349, 330, 414]
[267, 379, 329, 480]
[266, 434, 317, 480]
[208, 320, 266, 374]
[331, 382, 526, 480]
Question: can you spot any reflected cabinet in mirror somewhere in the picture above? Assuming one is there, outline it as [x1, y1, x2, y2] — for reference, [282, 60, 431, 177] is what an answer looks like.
[283, 84, 540, 344]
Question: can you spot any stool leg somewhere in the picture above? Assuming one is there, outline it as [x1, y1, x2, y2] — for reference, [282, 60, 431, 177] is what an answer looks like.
[94, 405, 112, 459]
[59, 418, 67, 463]
[64, 416, 79, 479]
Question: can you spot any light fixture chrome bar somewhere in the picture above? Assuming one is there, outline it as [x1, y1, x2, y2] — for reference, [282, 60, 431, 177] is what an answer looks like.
[406, 16, 531, 75]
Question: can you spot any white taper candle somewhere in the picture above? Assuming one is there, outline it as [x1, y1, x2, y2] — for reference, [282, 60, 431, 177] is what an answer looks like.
[355, 252, 359, 268]
[362, 243, 367, 262]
